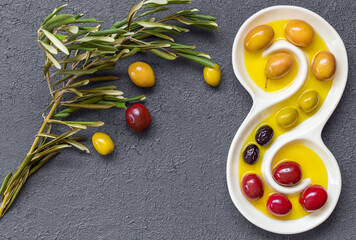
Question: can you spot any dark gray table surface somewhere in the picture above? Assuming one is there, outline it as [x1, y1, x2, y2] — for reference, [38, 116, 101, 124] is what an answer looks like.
[0, 0, 355, 239]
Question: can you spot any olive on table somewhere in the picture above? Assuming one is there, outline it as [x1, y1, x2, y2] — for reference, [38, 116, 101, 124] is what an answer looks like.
[285, 20, 314, 47]
[312, 51, 336, 81]
[126, 104, 151, 132]
[273, 161, 302, 186]
[241, 174, 264, 200]
[299, 185, 328, 212]
[203, 64, 221, 87]
[276, 107, 299, 128]
[265, 53, 294, 80]
[128, 62, 155, 87]
[267, 193, 292, 216]
[298, 90, 320, 113]
[242, 144, 260, 164]
[92, 132, 114, 155]
[244, 25, 274, 51]
[255, 125, 274, 146]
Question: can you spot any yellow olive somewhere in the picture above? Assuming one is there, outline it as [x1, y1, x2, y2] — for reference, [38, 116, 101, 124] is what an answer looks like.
[312, 51, 336, 81]
[276, 107, 299, 128]
[128, 62, 155, 87]
[265, 53, 294, 80]
[92, 132, 114, 155]
[203, 64, 221, 86]
[285, 20, 314, 47]
[298, 90, 320, 113]
[244, 25, 274, 51]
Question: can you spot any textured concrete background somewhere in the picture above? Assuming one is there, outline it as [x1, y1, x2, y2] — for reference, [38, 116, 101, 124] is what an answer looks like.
[0, 0, 355, 239]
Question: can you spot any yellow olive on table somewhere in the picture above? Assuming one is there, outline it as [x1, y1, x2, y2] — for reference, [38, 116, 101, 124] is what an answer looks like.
[285, 20, 314, 47]
[128, 62, 155, 87]
[276, 107, 299, 128]
[298, 90, 320, 113]
[312, 51, 336, 81]
[203, 64, 221, 87]
[265, 53, 294, 80]
[92, 132, 114, 155]
[244, 25, 274, 51]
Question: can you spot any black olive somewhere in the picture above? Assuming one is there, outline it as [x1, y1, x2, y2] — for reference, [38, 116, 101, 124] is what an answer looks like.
[243, 144, 260, 164]
[255, 125, 274, 146]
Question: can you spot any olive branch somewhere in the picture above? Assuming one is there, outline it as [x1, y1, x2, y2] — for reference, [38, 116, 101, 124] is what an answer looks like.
[0, 0, 218, 218]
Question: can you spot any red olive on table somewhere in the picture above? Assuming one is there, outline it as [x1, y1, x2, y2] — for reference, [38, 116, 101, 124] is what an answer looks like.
[125, 104, 151, 132]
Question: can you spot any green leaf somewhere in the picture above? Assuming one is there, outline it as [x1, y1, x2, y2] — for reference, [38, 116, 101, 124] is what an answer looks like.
[75, 18, 103, 23]
[63, 121, 105, 127]
[53, 34, 68, 41]
[67, 45, 95, 51]
[176, 48, 211, 59]
[40, 41, 58, 54]
[58, 53, 87, 63]
[142, 30, 174, 41]
[144, 0, 168, 5]
[63, 139, 90, 153]
[176, 52, 215, 67]
[42, 29, 69, 55]
[61, 80, 90, 89]
[54, 69, 97, 76]
[62, 25, 79, 34]
[186, 14, 216, 21]
[45, 17, 77, 32]
[78, 89, 124, 95]
[48, 119, 88, 129]
[46, 52, 61, 69]
[120, 47, 141, 59]
[127, 1, 144, 31]
[89, 28, 126, 36]
[41, 4, 68, 26]
[77, 36, 115, 43]
[83, 42, 118, 51]
[135, 21, 173, 30]
[112, 18, 127, 29]
[79, 25, 102, 32]
[98, 101, 126, 109]
[61, 103, 115, 109]
[43, 14, 73, 27]
[0, 173, 12, 195]
[150, 49, 176, 60]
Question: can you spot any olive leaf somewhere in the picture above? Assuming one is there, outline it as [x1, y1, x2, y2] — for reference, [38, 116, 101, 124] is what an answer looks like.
[42, 29, 69, 55]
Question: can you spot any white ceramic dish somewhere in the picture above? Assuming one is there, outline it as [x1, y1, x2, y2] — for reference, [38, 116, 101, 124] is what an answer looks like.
[227, 6, 348, 234]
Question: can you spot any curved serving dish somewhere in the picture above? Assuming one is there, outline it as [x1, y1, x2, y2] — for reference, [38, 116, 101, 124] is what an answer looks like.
[227, 6, 348, 234]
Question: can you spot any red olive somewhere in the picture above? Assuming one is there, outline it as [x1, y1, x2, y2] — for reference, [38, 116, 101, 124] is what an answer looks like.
[241, 174, 264, 200]
[267, 193, 292, 216]
[125, 104, 151, 132]
[272, 161, 302, 186]
[299, 185, 328, 212]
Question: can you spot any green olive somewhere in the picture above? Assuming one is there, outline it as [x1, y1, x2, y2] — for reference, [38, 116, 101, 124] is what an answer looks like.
[312, 51, 336, 81]
[285, 20, 314, 47]
[298, 90, 320, 113]
[244, 25, 274, 51]
[276, 107, 299, 128]
[265, 53, 294, 80]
